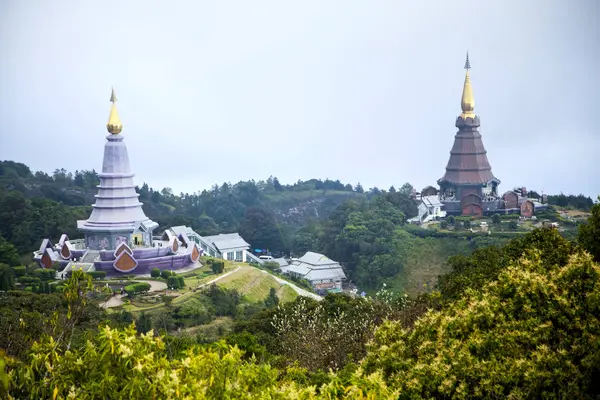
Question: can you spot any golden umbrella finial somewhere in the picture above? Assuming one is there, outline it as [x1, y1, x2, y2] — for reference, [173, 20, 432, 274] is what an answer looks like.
[106, 87, 123, 134]
[460, 52, 475, 119]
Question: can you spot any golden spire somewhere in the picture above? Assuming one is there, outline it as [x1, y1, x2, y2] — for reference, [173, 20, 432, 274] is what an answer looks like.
[106, 87, 123, 135]
[460, 52, 475, 119]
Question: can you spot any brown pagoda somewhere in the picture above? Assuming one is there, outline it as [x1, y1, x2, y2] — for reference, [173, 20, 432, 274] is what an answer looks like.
[438, 53, 500, 216]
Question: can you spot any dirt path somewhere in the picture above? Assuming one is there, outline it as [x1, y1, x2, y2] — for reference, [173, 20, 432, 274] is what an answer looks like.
[197, 266, 241, 288]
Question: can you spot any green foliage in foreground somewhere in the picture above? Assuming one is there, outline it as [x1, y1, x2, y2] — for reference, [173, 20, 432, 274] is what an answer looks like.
[578, 196, 600, 263]
[362, 251, 600, 398]
[3, 249, 599, 399]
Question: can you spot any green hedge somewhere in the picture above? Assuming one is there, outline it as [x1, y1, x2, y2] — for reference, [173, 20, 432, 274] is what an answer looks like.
[161, 270, 173, 279]
[32, 268, 55, 281]
[150, 268, 161, 278]
[17, 276, 41, 285]
[88, 271, 107, 280]
[212, 260, 225, 274]
[12, 266, 27, 277]
[124, 282, 151, 295]
[167, 275, 186, 289]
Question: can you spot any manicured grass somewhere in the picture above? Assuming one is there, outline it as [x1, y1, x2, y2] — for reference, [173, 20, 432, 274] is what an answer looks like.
[217, 267, 298, 303]
[278, 284, 298, 303]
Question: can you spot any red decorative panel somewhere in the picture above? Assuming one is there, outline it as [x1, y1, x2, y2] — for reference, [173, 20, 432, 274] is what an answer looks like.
[41, 251, 53, 269]
[503, 191, 518, 209]
[190, 244, 200, 262]
[113, 251, 138, 273]
[521, 200, 534, 218]
[115, 243, 133, 258]
[60, 243, 72, 260]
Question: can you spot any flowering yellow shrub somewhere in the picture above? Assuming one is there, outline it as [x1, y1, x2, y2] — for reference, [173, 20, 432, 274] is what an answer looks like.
[361, 251, 600, 398]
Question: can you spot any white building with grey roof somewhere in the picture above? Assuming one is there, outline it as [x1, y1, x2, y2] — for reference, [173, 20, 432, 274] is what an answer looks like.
[280, 251, 346, 292]
[166, 226, 263, 263]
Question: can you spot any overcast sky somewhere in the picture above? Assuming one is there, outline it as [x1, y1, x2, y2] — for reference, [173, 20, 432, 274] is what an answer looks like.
[1, 0, 598, 197]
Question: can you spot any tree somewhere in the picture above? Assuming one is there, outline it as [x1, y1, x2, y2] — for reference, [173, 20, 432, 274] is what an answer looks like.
[264, 287, 279, 308]
[354, 183, 364, 193]
[578, 197, 600, 262]
[0, 264, 15, 291]
[239, 206, 285, 253]
[273, 177, 282, 191]
[362, 251, 600, 398]
[6, 324, 323, 399]
[136, 312, 152, 334]
[0, 238, 20, 267]
[438, 227, 576, 301]
[492, 213, 501, 224]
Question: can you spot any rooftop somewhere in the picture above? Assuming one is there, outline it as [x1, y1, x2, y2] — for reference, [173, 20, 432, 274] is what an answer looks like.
[202, 233, 250, 251]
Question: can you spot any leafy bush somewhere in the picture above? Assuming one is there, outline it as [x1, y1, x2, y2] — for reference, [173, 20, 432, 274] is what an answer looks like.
[263, 261, 280, 270]
[88, 271, 106, 280]
[438, 228, 576, 301]
[362, 251, 600, 398]
[167, 276, 181, 289]
[5, 325, 319, 399]
[578, 197, 600, 262]
[440, 220, 448, 229]
[160, 270, 173, 279]
[508, 220, 518, 230]
[492, 213, 502, 224]
[150, 268, 161, 278]
[123, 282, 151, 295]
[205, 284, 240, 317]
[0, 263, 15, 291]
[212, 260, 225, 274]
[178, 276, 185, 289]
[32, 269, 55, 281]
[17, 276, 41, 285]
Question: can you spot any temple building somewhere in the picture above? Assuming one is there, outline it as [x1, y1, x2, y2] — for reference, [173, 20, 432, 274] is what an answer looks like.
[77, 88, 159, 250]
[33, 89, 203, 275]
[438, 53, 502, 216]
[417, 54, 548, 219]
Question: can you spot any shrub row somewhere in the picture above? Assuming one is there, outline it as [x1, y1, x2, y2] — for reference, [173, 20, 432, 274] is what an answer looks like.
[88, 271, 107, 280]
[32, 268, 55, 281]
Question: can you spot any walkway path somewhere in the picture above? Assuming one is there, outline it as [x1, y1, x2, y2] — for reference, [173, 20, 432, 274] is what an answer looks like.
[197, 266, 241, 289]
[257, 268, 322, 301]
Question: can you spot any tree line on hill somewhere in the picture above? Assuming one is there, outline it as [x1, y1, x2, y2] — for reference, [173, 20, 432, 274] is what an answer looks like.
[1, 201, 599, 398]
[1, 159, 596, 291]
